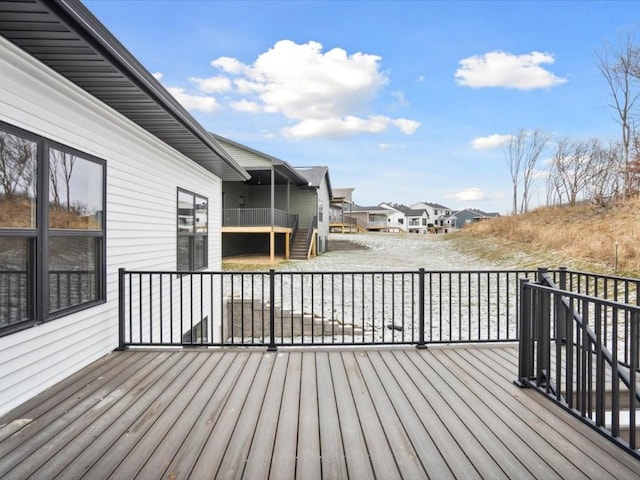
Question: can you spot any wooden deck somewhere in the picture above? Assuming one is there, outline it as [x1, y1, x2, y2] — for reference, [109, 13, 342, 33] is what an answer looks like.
[1, 345, 640, 479]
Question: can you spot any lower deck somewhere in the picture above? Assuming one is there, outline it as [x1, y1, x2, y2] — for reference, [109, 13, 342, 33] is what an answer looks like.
[1, 345, 639, 479]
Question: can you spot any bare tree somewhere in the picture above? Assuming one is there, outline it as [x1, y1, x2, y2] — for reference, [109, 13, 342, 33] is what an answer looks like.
[596, 32, 640, 197]
[0, 132, 36, 198]
[546, 137, 622, 207]
[49, 150, 75, 210]
[585, 139, 623, 206]
[505, 127, 548, 214]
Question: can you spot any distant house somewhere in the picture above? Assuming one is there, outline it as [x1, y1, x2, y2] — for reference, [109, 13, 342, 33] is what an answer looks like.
[295, 166, 333, 254]
[447, 209, 500, 230]
[411, 201, 453, 233]
[0, 1, 249, 416]
[349, 204, 393, 231]
[330, 188, 365, 233]
[213, 134, 330, 260]
[379, 203, 430, 234]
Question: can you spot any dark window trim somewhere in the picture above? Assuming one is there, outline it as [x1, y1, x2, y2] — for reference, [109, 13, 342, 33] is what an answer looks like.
[0, 120, 107, 337]
[177, 187, 208, 271]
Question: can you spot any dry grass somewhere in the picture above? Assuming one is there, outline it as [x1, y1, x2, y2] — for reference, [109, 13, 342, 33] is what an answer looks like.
[450, 197, 640, 277]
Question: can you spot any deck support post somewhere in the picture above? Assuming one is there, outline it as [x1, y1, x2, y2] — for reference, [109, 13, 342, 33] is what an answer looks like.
[267, 269, 277, 351]
[417, 268, 427, 349]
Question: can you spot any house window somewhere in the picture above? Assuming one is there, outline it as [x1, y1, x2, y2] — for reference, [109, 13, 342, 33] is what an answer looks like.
[177, 188, 208, 271]
[319, 200, 323, 222]
[0, 121, 106, 337]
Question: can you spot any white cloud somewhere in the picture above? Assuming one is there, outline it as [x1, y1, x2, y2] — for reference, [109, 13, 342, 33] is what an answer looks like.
[379, 143, 404, 149]
[390, 90, 409, 109]
[393, 118, 420, 135]
[455, 51, 568, 90]
[189, 75, 232, 93]
[283, 115, 390, 138]
[166, 87, 219, 113]
[211, 56, 245, 74]
[230, 99, 262, 112]
[152, 72, 163, 81]
[208, 39, 419, 138]
[447, 187, 487, 202]
[472, 133, 512, 150]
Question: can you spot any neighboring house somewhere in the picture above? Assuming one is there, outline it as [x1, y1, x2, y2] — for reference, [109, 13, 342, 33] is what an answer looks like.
[295, 166, 333, 254]
[349, 204, 393, 231]
[330, 188, 365, 233]
[0, 1, 249, 417]
[213, 134, 327, 261]
[447, 209, 500, 230]
[379, 203, 430, 234]
[411, 201, 453, 233]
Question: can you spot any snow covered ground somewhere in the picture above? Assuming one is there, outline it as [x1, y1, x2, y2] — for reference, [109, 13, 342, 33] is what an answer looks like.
[280, 232, 504, 272]
[223, 233, 535, 344]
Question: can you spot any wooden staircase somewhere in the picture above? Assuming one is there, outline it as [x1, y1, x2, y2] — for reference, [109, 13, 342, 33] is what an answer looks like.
[290, 228, 309, 260]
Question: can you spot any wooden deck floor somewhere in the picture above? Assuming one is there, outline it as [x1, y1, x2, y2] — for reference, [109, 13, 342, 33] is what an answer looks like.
[1, 345, 640, 479]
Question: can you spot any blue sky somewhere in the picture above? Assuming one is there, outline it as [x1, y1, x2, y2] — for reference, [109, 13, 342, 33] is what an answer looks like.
[85, 0, 636, 213]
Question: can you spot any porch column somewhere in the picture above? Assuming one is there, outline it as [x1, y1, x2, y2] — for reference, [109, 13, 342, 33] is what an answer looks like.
[270, 168, 274, 227]
[270, 230, 275, 263]
[285, 231, 290, 259]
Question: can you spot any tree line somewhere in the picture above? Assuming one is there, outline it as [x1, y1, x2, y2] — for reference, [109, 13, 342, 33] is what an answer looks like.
[506, 32, 640, 214]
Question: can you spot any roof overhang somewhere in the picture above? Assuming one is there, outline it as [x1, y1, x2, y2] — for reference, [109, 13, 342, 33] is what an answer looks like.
[0, 0, 249, 181]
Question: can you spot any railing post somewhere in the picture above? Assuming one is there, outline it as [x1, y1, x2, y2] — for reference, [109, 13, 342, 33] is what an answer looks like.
[557, 267, 567, 343]
[117, 267, 126, 350]
[537, 285, 551, 390]
[417, 268, 427, 349]
[267, 269, 277, 351]
[515, 277, 532, 387]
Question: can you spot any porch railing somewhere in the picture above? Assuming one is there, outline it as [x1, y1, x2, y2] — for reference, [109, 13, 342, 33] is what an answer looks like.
[222, 208, 297, 228]
[517, 269, 640, 458]
[118, 268, 539, 349]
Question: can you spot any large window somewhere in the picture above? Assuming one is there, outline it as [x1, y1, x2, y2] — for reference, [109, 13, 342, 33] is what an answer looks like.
[0, 121, 106, 336]
[177, 188, 208, 271]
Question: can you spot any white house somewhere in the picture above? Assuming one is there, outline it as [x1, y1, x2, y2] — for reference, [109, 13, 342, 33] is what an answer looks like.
[0, 0, 249, 417]
[379, 203, 430, 234]
[410, 201, 452, 233]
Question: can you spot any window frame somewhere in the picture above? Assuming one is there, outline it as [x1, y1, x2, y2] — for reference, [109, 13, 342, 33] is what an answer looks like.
[0, 120, 106, 337]
[177, 187, 208, 271]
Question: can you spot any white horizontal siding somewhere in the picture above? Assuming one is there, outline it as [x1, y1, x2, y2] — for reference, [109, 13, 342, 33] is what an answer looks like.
[0, 37, 223, 417]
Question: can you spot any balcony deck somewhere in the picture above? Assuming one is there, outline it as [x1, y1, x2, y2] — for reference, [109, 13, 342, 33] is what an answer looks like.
[1, 344, 639, 479]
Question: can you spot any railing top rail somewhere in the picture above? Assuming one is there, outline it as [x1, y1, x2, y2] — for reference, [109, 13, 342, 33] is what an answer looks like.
[523, 280, 640, 313]
[121, 268, 540, 276]
[557, 268, 640, 283]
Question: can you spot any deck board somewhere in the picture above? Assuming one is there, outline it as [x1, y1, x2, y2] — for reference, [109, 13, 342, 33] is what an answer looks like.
[1, 345, 640, 479]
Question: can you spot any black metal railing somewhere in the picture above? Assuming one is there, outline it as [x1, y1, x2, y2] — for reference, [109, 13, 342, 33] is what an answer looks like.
[517, 270, 640, 458]
[222, 208, 298, 228]
[118, 268, 538, 349]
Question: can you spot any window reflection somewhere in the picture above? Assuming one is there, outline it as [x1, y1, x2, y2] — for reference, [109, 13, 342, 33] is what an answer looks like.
[195, 196, 208, 233]
[49, 148, 103, 230]
[0, 237, 29, 326]
[0, 131, 37, 229]
[48, 237, 97, 313]
[178, 190, 194, 234]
